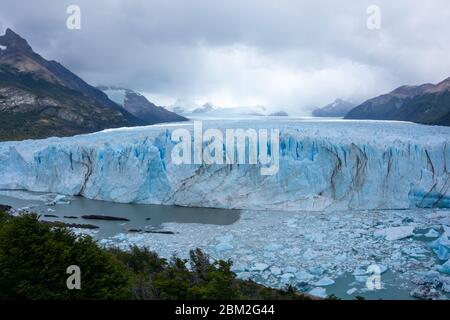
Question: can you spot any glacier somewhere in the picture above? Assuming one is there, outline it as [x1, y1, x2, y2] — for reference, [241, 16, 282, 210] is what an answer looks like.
[0, 119, 449, 211]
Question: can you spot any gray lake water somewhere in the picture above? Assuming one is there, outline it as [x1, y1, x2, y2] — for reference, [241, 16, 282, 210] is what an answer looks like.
[0, 193, 240, 238]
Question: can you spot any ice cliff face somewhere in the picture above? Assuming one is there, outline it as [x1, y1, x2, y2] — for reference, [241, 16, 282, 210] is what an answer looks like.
[0, 119, 449, 211]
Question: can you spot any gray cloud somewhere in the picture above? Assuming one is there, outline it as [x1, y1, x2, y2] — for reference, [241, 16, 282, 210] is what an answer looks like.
[1, 0, 449, 113]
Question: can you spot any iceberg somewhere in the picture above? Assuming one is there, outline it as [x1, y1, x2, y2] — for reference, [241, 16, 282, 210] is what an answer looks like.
[432, 234, 450, 261]
[314, 277, 335, 286]
[309, 287, 327, 298]
[346, 288, 358, 295]
[374, 226, 416, 241]
[0, 120, 449, 211]
[252, 263, 269, 272]
[425, 229, 440, 238]
[437, 260, 450, 275]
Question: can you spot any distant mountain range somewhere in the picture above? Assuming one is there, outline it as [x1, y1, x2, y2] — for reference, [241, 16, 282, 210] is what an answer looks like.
[174, 103, 289, 118]
[0, 28, 185, 141]
[98, 86, 187, 124]
[345, 78, 450, 126]
[2, 27, 448, 143]
[312, 99, 355, 117]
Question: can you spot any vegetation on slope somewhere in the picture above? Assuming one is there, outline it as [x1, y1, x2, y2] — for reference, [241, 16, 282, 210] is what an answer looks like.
[0, 210, 310, 300]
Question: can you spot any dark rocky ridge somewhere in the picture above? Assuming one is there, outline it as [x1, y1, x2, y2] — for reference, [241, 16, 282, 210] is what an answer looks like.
[98, 86, 187, 124]
[312, 99, 355, 117]
[0, 28, 148, 141]
[345, 77, 450, 126]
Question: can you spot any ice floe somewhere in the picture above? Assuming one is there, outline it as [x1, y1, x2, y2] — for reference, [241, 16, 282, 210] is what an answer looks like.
[374, 226, 416, 241]
[91, 208, 450, 299]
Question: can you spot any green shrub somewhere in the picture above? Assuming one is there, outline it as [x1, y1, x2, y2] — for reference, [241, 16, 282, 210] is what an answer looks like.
[0, 213, 130, 299]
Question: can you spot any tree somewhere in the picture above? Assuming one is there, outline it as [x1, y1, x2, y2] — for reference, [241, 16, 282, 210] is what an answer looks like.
[0, 213, 130, 299]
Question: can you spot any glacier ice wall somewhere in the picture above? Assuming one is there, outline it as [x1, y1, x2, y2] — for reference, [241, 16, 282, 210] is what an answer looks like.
[0, 120, 449, 211]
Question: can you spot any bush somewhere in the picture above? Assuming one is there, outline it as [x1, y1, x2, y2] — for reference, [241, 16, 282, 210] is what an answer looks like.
[0, 213, 130, 299]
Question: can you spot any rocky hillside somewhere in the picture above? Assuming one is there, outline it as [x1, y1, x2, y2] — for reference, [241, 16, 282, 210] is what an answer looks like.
[345, 78, 450, 126]
[99, 86, 187, 124]
[0, 28, 146, 141]
[312, 99, 355, 117]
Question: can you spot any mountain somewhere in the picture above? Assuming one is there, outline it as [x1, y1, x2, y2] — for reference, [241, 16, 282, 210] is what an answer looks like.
[312, 99, 355, 117]
[0, 28, 146, 141]
[99, 86, 187, 124]
[191, 102, 216, 114]
[269, 111, 289, 117]
[345, 78, 450, 126]
[178, 104, 271, 118]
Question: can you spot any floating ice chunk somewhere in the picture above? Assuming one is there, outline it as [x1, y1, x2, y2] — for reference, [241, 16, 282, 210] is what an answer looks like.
[215, 234, 234, 251]
[413, 271, 442, 286]
[437, 260, 450, 275]
[401, 246, 428, 259]
[309, 287, 327, 298]
[314, 277, 335, 287]
[425, 229, 440, 238]
[252, 263, 269, 272]
[45, 194, 71, 206]
[231, 264, 248, 273]
[346, 288, 358, 295]
[284, 266, 298, 273]
[295, 271, 314, 281]
[285, 219, 297, 227]
[353, 268, 367, 276]
[264, 243, 283, 252]
[309, 266, 325, 276]
[70, 228, 98, 238]
[431, 234, 450, 261]
[237, 272, 252, 280]
[280, 273, 294, 281]
[215, 235, 233, 242]
[374, 226, 415, 241]
[216, 242, 233, 251]
[442, 278, 450, 293]
[335, 254, 347, 262]
[303, 249, 319, 260]
[444, 226, 450, 237]
[305, 234, 325, 242]
[285, 247, 301, 255]
[269, 267, 282, 275]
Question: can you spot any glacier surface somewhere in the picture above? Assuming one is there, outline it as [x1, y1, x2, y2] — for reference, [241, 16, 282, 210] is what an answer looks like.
[0, 119, 449, 211]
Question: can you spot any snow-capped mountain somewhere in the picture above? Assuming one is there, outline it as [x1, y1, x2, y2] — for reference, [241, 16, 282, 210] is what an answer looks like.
[312, 99, 355, 117]
[99, 86, 187, 124]
[177, 104, 289, 118]
[168, 100, 289, 118]
[1, 119, 449, 211]
[190, 102, 216, 114]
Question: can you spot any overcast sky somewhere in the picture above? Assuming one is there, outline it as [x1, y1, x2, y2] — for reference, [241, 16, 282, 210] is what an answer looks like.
[1, 0, 449, 114]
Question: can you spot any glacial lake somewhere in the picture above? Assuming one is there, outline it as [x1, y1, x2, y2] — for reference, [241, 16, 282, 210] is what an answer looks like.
[0, 192, 240, 238]
[1, 190, 449, 300]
